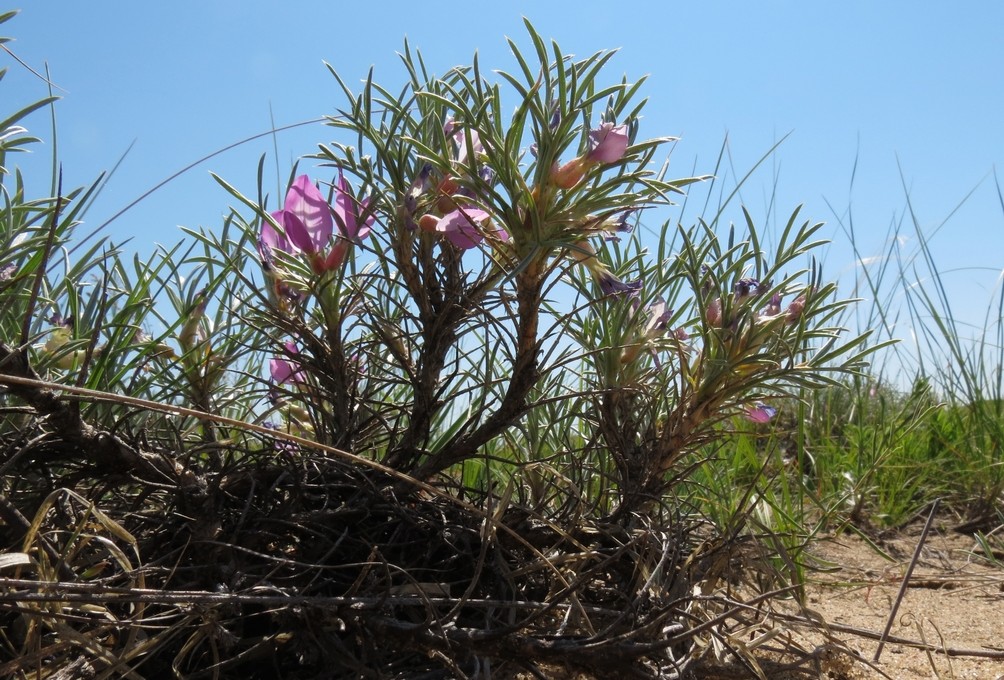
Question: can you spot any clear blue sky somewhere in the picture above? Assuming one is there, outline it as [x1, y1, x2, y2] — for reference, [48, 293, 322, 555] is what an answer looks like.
[5, 2, 1003, 369]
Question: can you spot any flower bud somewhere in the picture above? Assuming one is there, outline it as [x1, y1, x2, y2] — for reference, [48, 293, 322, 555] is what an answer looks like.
[704, 297, 722, 327]
[550, 157, 587, 189]
[418, 214, 440, 233]
[785, 290, 809, 325]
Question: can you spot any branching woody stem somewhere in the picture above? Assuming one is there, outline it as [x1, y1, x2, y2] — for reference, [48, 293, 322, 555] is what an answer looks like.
[408, 253, 544, 480]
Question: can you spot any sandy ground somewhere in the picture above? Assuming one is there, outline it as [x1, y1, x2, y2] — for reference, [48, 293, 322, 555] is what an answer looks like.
[794, 522, 1004, 679]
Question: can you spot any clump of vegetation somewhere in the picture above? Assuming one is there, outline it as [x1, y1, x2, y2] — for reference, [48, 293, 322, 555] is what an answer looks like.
[2, 10, 1002, 678]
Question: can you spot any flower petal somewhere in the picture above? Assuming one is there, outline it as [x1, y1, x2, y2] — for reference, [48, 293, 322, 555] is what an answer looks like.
[319, 240, 350, 273]
[704, 297, 722, 327]
[332, 174, 356, 237]
[284, 175, 333, 250]
[436, 208, 490, 250]
[453, 128, 484, 167]
[597, 271, 642, 298]
[332, 174, 375, 241]
[261, 213, 291, 255]
[645, 299, 672, 336]
[744, 403, 778, 424]
[270, 342, 304, 384]
[587, 122, 629, 164]
[276, 210, 315, 255]
[269, 358, 296, 384]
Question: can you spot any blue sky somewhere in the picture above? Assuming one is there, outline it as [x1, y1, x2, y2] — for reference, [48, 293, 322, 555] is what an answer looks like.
[5, 2, 1004, 366]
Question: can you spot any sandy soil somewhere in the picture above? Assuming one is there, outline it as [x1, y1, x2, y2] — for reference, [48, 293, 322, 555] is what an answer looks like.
[793, 522, 1004, 679]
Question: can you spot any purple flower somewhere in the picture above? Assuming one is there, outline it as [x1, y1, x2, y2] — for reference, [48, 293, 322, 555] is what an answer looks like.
[699, 265, 714, 297]
[644, 298, 673, 337]
[257, 227, 287, 270]
[404, 163, 433, 216]
[621, 298, 672, 365]
[571, 243, 642, 299]
[597, 270, 642, 298]
[42, 312, 77, 367]
[477, 165, 496, 186]
[734, 278, 763, 300]
[0, 263, 15, 281]
[622, 298, 693, 366]
[269, 341, 304, 386]
[744, 402, 778, 424]
[613, 208, 638, 233]
[586, 122, 630, 164]
[761, 292, 783, 318]
[261, 421, 299, 454]
[600, 208, 642, 241]
[434, 207, 509, 250]
[332, 173, 374, 240]
[260, 174, 371, 276]
[270, 175, 333, 257]
[547, 100, 562, 130]
[46, 312, 73, 329]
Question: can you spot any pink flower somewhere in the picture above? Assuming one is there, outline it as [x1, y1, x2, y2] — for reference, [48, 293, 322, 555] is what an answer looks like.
[332, 173, 374, 240]
[260, 174, 372, 275]
[586, 122, 629, 164]
[704, 297, 722, 327]
[269, 341, 304, 385]
[270, 175, 333, 256]
[786, 290, 809, 325]
[744, 403, 778, 424]
[434, 207, 509, 250]
[549, 122, 631, 189]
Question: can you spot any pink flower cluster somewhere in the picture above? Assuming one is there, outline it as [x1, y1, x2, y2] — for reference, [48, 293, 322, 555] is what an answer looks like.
[260, 174, 373, 276]
[405, 119, 631, 252]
